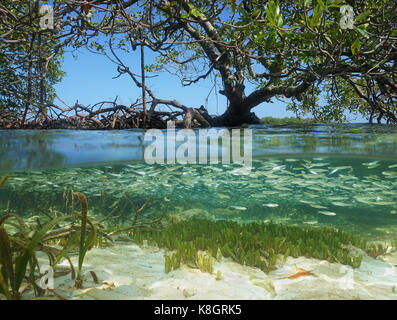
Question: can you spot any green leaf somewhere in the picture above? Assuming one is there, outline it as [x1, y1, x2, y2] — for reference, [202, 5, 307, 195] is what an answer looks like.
[265, 0, 281, 27]
[14, 214, 77, 293]
[53, 231, 80, 267]
[355, 26, 369, 38]
[77, 228, 96, 280]
[310, 2, 325, 28]
[328, 0, 344, 8]
[190, 8, 201, 18]
[0, 270, 11, 300]
[355, 10, 371, 23]
[351, 37, 361, 55]
[249, 275, 276, 295]
[0, 175, 10, 189]
[0, 227, 13, 296]
[265, 4, 274, 24]
[325, 35, 332, 43]
[252, 8, 261, 18]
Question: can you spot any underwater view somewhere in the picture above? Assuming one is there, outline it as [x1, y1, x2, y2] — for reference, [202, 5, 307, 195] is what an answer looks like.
[2, 0, 397, 307]
[1, 124, 397, 300]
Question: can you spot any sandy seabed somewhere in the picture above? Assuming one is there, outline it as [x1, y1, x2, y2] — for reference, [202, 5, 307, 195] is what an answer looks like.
[38, 241, 397, 300]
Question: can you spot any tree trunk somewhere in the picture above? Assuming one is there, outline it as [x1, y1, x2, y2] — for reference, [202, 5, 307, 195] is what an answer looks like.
[21, 3, 35, 127]
[140, 29, 147, 128]
[21, 34, 35, 126]
[212, 100, 260, 127]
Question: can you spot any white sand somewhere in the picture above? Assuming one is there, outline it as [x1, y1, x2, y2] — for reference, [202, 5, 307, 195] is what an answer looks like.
[45, 242, 397, 300]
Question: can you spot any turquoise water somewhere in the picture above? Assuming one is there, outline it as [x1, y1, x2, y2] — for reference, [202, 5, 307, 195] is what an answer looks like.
[0, 125, 396, 242]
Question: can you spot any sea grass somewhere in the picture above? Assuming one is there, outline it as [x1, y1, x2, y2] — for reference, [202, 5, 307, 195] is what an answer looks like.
[73, 192, 88, 288]
[132, 219, 369, 274]
[0, 175, 10, 190]
[73, 192, 98, 288]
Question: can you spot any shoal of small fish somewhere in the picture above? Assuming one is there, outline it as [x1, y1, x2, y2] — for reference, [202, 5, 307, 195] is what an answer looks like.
[2, 157, 397, 222]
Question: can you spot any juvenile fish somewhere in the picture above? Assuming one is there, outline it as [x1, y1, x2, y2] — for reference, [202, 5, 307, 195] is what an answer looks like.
[263, 203, 279, 208]
[319, 211, 336, 216]
[229, 206, 247, 211]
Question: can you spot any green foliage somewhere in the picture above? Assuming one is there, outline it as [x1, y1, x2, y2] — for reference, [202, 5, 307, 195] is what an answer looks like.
[132, 218, 368, 274]
[249, 275, 276, 295]
[260, 116, 319, 125]
[0, 2, 65, 116]
[197, 252, 214, 274]
[134, 0, 395, 123]
[0, 227, 13, 299]
[3, 0, 396, 124]
[73, 192, 97, 288]
[366, 243, 390, 259]
[285, 77, 386, 123]
[13, 214, 77, 295]
[0, 175, 10, 190]
[52, 232, 80, 267]
[265, 1, 284, 28]
[0, 212, 79, 299]
[0, 175, 97, 299]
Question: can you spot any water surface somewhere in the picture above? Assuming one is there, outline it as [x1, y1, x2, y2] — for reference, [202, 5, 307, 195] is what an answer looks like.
[1, 124, 396, 242]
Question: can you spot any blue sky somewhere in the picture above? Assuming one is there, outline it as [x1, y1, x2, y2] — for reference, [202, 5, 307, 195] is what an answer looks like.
[55, 46, 366, 122]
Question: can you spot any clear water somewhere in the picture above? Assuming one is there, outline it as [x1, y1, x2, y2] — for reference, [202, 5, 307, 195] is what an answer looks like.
[1, 124, 397, 242]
